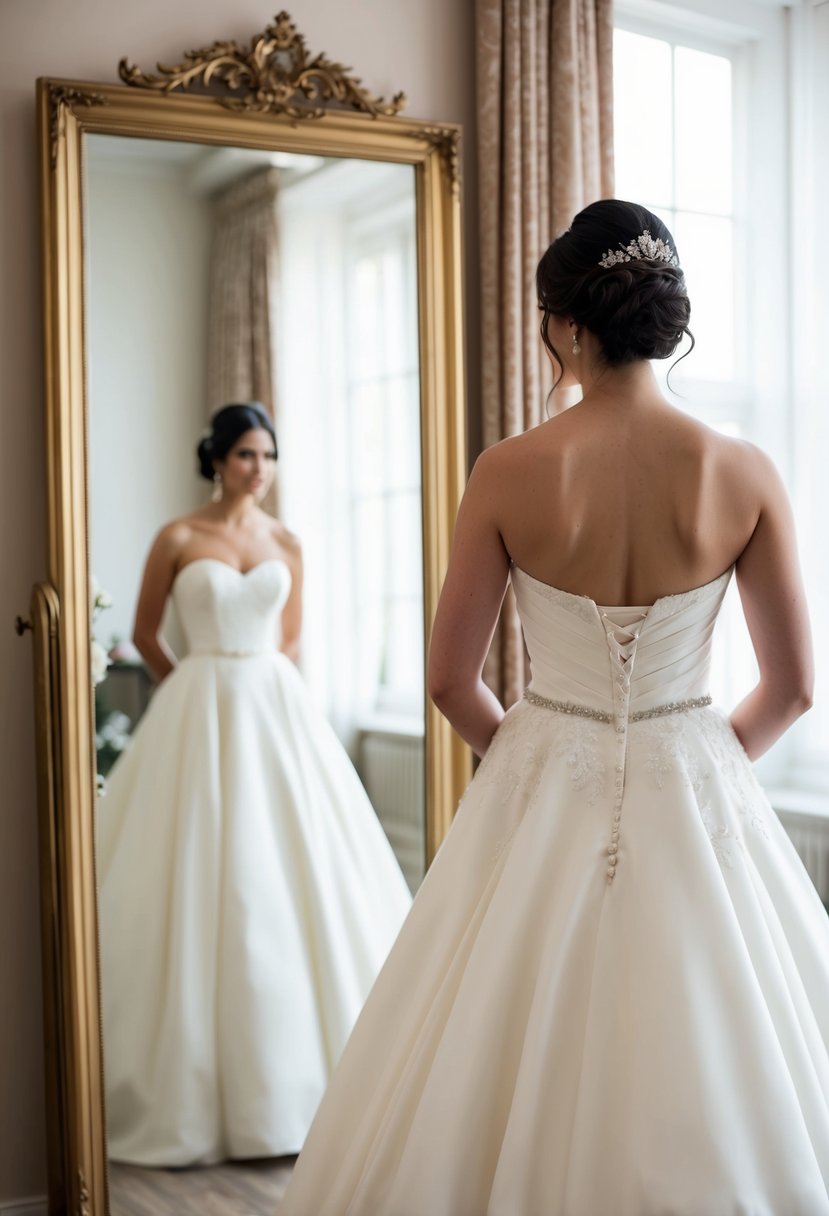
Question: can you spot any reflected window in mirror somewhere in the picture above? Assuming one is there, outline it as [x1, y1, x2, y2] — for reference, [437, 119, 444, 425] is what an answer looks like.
[278, 160, 425, 890]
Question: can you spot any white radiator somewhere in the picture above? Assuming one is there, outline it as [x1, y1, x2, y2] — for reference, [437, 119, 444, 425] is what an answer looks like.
[776, 805, 829, 903]
[358, 730, 425, 893]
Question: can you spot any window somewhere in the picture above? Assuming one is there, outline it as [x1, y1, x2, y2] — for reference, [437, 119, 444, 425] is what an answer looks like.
[277, 158, 422, 749]
[614, 25, 742, 411]
[613, 1, 828, 800]
[345, 214, 423, 718]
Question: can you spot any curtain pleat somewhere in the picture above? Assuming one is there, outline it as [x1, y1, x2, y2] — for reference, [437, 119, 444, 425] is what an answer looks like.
[476, 0, 614, 705]
[206, 167, 280, 511]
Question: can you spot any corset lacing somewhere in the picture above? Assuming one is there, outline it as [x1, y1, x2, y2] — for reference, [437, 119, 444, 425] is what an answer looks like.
[523, 607, 712, 887]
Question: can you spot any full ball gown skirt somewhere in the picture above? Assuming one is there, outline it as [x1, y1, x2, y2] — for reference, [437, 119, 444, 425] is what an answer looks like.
[96, 558, 412, 1165]
[281, 564, 829, 1216]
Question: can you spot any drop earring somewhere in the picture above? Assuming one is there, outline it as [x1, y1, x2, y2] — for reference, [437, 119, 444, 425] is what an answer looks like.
[212, 473, 222, 503]
[571, 333, 581, 356]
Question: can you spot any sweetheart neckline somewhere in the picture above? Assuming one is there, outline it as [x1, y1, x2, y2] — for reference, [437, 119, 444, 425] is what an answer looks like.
[510, 562, 734, 615]
[173, 556, 289, 588]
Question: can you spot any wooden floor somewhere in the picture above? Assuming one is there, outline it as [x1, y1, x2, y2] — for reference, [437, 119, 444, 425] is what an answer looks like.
[108, 1156, 295, 1215]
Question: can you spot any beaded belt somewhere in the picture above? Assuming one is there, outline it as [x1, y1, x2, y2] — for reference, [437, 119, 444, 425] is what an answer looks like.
[522, 689, 712, 722]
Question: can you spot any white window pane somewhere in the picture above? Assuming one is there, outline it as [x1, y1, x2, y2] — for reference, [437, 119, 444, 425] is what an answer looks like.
[673, 212, 735, 381]
[380, 247, 408, 372]
[387, 376, 421, 491]
[389, 492, 423, 598]
[351, 257, 382, 380]
[351, 382, 385, 495]
[353, 495, 385, 704]
[613, 29, 673, 206]
[381, 598, 424, 708]
[675, 47, 732, 214]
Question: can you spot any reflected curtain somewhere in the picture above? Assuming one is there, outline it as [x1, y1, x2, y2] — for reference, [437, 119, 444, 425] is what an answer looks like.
[207, 166, 280, 425]
[476, 0, 614, 706]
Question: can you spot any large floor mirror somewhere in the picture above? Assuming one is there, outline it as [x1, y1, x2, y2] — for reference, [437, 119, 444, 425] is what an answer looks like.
[33, 18, 469, 1214]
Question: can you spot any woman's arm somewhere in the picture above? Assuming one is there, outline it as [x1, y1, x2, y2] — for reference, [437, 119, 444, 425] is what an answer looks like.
[279, 532, 303, 664]
[131, 525, 186, 682]
[730, 446, 814, 760]
[427, 448, 512, 758]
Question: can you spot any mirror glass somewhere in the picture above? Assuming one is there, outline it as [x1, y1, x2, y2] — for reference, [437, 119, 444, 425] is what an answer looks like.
[85, 132, 424, 1208]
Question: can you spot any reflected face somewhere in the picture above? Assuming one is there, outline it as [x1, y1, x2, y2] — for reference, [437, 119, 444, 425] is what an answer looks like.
[215, 428, 277, 501]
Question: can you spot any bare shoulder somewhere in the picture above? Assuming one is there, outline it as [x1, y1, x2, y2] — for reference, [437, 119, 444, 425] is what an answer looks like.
[725, 436, 783, 486]
[468, 430, 542, 488]
[269, 517, 303, 564]
[707, 432, 783, 502]
[657, 405, 776, 499]
[150, 517, 194, 561]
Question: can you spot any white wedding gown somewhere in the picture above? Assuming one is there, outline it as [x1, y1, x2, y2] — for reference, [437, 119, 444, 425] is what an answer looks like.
[281, 563, 829, 1216]
[96, 557, 412, 1166]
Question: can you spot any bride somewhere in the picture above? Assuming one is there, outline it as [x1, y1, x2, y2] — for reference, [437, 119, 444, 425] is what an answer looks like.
[280, 200, 829, 1215]
[96, 402, 412, 1166]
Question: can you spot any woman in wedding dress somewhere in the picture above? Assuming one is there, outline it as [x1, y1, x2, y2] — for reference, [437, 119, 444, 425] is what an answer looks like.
[97, 402, 412, 1167]
[280, 200, 829, 1216]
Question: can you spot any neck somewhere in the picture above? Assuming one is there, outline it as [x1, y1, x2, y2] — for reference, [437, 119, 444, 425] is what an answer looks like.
[212, 494, 257, 526]
[577, 351, 665, 407]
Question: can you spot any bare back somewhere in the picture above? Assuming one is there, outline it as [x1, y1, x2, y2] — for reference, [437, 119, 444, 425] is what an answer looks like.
[429, 391, 813, 761]
[496, 398, 756, 606]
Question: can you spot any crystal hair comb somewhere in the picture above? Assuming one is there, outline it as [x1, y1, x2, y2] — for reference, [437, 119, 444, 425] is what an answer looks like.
[598, 229, 679, 269]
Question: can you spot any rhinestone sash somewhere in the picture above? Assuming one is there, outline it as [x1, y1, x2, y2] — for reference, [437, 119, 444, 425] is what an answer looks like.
[522, 689, 712, 723]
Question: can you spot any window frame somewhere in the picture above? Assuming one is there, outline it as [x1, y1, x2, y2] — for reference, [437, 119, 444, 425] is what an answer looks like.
[613, 0, 829, 803]
[342, 195, 424, 723]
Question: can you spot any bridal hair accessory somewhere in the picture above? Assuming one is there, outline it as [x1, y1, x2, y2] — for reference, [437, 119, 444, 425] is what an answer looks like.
[598, 229, 678, 269]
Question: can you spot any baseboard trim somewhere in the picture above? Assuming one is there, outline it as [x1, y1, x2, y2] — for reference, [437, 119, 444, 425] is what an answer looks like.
[0, 1199, 48, 1216]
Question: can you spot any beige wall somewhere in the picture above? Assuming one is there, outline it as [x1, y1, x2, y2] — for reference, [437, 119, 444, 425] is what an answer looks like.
[87, 154, 212, 648]
[0, 0, 477, 1203]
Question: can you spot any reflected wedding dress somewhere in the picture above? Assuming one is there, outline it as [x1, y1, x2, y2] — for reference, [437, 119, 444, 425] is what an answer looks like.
[282, 563, 829, 1216]
[97, 557, 412, 1166]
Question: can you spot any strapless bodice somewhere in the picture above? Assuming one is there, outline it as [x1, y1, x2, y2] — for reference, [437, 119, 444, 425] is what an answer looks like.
[511, 563, 733, 719]
[171, 558, 291, 657]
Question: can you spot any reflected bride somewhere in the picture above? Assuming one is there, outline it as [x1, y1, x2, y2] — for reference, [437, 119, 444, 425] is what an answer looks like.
[95, 403, 412, 1166]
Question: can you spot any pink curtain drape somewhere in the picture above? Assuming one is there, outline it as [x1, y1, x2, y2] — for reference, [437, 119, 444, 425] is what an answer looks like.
[207, 167, 280, 415]
[476, 0, 615, 705]
[206, 167, 280, 510]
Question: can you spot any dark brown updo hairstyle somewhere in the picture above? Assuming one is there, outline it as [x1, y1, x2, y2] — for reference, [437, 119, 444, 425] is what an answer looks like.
[196, 403, 278, 481]
[536, 199, 694, 387]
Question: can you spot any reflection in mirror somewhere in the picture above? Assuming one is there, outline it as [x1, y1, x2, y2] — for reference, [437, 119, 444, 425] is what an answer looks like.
[85, 134, 424, 1207]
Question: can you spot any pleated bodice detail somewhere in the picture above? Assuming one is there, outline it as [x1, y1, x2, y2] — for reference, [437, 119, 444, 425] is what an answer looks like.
[511, 563, 733, 719]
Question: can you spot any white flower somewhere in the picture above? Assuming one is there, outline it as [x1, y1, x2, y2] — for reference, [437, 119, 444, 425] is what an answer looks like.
[90, 573, 113, 620]
[91, 639, 109, 685]
[99, 711, 131, 751]
[96, 772, 107, 797]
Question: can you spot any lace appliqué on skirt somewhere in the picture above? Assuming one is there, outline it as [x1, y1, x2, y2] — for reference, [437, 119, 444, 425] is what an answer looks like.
[479, 704, 607, 863]
[696, 708, 769, 840]
[634, 709, 767, 872]
[551, 716, 606, 807]
[471, 705, 550, 863]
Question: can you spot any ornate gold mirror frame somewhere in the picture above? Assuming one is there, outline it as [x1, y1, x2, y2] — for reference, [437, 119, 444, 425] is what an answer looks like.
[33, 16, 469, 1212]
